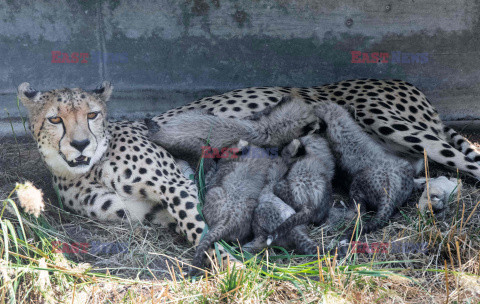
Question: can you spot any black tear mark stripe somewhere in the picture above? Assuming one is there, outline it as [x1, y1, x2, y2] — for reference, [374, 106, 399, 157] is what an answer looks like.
[87, 115, 98, 151]
[58, 120, 66, 151]
[37, 120, 45, 137]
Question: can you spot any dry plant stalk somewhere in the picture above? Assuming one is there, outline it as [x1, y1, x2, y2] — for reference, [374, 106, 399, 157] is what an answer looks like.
[15, 181, 44, 218]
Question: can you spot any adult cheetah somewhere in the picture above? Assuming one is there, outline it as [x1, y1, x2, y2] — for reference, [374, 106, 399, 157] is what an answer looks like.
[149, 79, 480, 181]
[17, 79, 480, 258]
[17, 82, 206, 246]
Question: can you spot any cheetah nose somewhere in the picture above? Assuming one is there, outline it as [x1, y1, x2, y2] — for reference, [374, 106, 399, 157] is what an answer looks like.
[71, 139, 90, 152]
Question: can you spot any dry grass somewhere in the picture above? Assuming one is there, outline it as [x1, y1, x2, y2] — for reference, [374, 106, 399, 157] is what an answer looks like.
[1, 133, 480, 303]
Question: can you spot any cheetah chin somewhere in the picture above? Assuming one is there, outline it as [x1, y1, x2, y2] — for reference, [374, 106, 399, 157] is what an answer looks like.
[42, 132, 109, 177]
[63, 155, 90, 167]
[64, 137, 109, 173]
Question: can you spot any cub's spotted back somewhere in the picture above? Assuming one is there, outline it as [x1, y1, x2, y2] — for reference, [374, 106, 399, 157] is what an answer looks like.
[315, 102, 415, 235]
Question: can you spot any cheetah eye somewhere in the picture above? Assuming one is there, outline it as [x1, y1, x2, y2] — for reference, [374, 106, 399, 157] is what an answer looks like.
[87, 112, 99, 120]
[48, 116, 62, 124]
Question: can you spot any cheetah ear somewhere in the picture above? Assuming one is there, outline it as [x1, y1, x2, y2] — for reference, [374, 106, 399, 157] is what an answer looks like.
[17, 82, 42, 109]
[91, 81, 113, 102]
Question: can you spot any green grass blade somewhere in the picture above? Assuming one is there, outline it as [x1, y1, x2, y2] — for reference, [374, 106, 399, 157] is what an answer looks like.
[1, 221, 9, 261]
[5, 199, 29, 255]
[5, 220, 19, 262]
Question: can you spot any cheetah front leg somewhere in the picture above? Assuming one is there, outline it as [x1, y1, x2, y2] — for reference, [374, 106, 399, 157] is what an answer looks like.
[56, 179, 176, 227]
[158, 177, 206, 244]
[103, 167, 205, 244]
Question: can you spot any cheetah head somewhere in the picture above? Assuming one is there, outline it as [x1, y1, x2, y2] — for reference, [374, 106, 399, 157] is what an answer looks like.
[18, 81, 113, 177]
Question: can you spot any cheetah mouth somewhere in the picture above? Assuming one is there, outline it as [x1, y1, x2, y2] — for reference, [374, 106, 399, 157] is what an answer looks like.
[67, 156, 91, 167]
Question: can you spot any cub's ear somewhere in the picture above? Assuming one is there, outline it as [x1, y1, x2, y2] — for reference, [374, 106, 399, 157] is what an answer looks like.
[413, 178, 427, 190]
[17, 82, 41, 108]
[314, 119, 327, 134]
[92, 81, 113, 102]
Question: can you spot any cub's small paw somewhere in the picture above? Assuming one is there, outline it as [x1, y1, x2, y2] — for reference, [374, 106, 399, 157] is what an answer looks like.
[266, 233, 277, 246]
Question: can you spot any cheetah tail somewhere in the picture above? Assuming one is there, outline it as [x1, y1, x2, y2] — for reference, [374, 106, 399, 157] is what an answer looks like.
[443, 126, 480, 165]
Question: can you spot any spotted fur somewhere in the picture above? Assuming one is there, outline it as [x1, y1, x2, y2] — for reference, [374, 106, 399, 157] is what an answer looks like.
[191, 140, 273, 272]
[315, 102, 415, 235]
[150, 79, 480, 180]
[18, 82, 206, 245]
[269, 133, 335, 242]
[148, 95, 317, 168]
[18, 78, 480, 262]
[249, 196, 319, 255]
[246, 156, 319, 255]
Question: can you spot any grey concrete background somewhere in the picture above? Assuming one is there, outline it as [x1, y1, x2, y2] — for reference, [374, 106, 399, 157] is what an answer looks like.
[1, 0, 480, 137]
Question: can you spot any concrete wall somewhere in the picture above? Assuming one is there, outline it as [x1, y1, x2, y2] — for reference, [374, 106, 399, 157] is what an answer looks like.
[1, 0, 480, 137]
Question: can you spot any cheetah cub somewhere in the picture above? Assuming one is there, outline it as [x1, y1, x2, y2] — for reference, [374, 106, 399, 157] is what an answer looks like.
[246, 158, 320, 255]
[190, 140, 273, 273]
[148, 95, 318, 168]
[268, 133, 335, 243]
[314, 102, 414, 236]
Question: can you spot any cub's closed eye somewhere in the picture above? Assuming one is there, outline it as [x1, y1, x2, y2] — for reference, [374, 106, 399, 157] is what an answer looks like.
[48, 116, 62, 124]
[87, 112, 99, 119]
